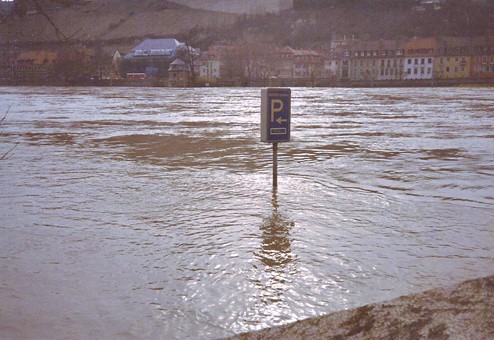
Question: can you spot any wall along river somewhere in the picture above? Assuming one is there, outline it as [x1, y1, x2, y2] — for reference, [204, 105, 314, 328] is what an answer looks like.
[0, 86, 493, 339]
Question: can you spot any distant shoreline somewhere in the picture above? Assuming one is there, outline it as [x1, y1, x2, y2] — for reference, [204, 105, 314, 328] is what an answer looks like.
[1, 78, 493, 88]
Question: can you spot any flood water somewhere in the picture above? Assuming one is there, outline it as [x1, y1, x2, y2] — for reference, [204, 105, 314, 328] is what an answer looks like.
[1, 86, 493, 339]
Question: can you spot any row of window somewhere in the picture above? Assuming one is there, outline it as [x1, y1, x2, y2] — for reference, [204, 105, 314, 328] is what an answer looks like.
[436, 45, 493, 54]
[439, 56, 467, 63]
[351, 49, 405, 57]
[440, 66, 467, 73]
[381, 68, 401, 76]
[406, 67, 432, 75]
[473, 65, 494, 72]
[407, 58, 433, 65]
[407, 48, 434, 55]
[474, 56, 494, 63]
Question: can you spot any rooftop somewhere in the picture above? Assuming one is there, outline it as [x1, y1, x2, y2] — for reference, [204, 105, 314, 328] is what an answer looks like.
[128, 38, 183, 58]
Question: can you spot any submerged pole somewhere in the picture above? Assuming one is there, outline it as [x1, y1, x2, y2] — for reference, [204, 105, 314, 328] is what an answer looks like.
[273, 142, 278, 189]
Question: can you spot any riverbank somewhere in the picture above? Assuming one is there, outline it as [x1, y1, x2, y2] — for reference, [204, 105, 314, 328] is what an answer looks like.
[226, 274, 494, 339]
[1, 78, 494, 88]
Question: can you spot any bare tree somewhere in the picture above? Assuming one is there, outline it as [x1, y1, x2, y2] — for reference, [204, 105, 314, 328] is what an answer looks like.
[0, 105, 18, 161]
[178, 25, 207, 85]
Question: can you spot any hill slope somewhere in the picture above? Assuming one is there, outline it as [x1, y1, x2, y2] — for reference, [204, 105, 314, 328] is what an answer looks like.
[1, 0, 492, 53]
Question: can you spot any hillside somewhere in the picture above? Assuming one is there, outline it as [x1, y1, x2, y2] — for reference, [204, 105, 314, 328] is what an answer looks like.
[0, 0, 492, 53]
[0, 0, 238, 52]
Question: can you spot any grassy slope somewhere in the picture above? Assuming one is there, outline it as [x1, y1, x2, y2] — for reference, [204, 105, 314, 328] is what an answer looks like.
[1, 0, 491, 52]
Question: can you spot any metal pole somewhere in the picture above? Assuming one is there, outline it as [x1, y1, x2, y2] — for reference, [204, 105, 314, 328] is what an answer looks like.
[273, 142, 278, 189]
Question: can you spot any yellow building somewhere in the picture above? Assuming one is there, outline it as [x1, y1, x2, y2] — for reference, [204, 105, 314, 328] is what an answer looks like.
[435, 37, 471, 79]
[15, 51, 57, 82]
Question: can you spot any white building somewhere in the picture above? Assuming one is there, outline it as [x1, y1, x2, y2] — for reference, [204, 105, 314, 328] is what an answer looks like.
[404, 38, 436, 80]
[404, 56, 434, 80]
[200, 60, 221, 80]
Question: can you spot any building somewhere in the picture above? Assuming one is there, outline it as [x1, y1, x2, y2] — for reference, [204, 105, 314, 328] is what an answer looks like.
[322, 49, 343, 81]
[198, 45, 239, 85]
[347, 40, 380, 83]
[377, 40, 406, 81]
[404, 37, 436, 80]
[292, 48, 323, 80]
[121, 38, 183, 78]
[273, 47, 296, 79]
[199, 59, 221, 81]
[470, 36, 494, 79]
[436, 37, 471, 79]
[168, 58, 191, 86]
[14, 50, 57, 82]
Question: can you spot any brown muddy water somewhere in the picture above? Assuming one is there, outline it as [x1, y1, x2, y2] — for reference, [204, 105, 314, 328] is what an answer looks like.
[0, 87, 493, 339]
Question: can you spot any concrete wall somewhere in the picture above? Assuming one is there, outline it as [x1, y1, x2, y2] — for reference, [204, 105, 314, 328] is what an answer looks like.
[227, 275, 494, 339]
[169, 0, 293, 14]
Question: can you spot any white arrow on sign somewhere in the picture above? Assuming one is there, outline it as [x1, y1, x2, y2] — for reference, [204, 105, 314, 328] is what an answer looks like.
[276, 117, 287, 125]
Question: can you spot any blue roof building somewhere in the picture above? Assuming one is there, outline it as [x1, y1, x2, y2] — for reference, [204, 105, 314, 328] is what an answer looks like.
[128, 38, 183, 58]
[121, 38, 184, 78]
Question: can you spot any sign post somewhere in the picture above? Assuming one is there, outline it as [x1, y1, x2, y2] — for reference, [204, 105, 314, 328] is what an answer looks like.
[261, 88, 291, 189]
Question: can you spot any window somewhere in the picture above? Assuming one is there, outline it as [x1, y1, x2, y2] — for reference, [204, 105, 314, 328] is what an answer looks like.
[408, 59, 412, 64]
[414, 59, 418, 65]
[421, 58, 425, 64]
[428, 58, 432, 64]
[446, 67, 450, 72]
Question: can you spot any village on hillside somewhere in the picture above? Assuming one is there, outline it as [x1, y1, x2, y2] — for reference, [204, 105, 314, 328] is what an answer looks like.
[0, 0, 493, 87]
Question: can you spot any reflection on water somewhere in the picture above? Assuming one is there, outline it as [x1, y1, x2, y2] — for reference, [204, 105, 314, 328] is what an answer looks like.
[0, 87, 493, 339]
[244, 188, 300, 330]
[256, 189, 295, 268]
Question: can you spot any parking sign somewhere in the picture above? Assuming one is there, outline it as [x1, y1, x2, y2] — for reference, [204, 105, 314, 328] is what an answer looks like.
[261, 88, 291, 143]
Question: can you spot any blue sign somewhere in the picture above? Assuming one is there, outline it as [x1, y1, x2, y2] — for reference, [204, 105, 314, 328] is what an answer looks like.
[261, 88, 291, 143]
